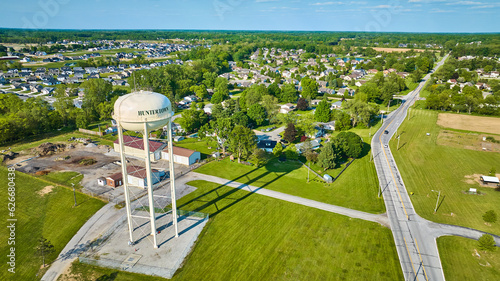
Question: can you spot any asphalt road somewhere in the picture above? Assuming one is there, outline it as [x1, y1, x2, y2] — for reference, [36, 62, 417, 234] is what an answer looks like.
[372, 54, 500, 281]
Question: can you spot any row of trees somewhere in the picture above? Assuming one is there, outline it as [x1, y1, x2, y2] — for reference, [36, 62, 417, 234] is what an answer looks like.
[0, 78, 122, 145]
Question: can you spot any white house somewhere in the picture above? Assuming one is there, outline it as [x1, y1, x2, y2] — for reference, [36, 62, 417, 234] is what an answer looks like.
[280, 103, 296, 114]
[295, 139, 322, 153]
[161, 146, 201, 166]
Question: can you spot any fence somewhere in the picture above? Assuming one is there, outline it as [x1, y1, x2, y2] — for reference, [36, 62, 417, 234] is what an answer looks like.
[332, 158, 355, 183]
[79, 128, 106, 136]
[79, 211, 209, 279]
[297, 160, 326, 182]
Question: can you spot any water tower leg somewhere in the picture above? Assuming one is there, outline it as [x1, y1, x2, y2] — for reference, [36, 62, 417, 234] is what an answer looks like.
[168, 121, 179, 237]
[117, 123, 134, 245]
[144, 122, 158, 249]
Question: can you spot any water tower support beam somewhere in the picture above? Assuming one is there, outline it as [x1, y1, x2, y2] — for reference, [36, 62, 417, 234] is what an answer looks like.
[168, 120, 179, 237]
[117, 123, 134, 245]
[144, 121, 158, 248]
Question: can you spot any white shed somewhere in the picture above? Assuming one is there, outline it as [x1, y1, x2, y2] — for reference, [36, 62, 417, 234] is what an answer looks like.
[161, 146, 201, 166]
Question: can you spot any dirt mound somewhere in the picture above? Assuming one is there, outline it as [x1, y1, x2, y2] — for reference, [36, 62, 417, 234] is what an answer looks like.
[32, 143, 66, 156]
[0, 151, 19, 162]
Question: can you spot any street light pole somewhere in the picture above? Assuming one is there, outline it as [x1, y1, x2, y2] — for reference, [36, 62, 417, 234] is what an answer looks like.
[432, 190, 441, 213]
[72, 183, 77, 207]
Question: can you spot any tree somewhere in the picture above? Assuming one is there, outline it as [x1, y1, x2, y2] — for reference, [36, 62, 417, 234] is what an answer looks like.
[247, 104, 267, 126]
[81, 79, 112, 121]
[483, 210, 497, 224]
[280, 83, 298, 103]
[190, 84, 208, 100]
[203, 72, 218, 89]
[178, 109, 208, 133]
[250, 148, 269, 167]
[231, 111, 250, 127]
[301, 77, 318, 100]
[212, 118, 233, 154]
[261, 95, 279, 122]
[318, 142, 341, 170]
[35, 237, 55, 267]
[273, 142, 283, 157]
[344, 99, 378, 127]
[283, 123, 298, 143]
[314, 100, 331, 122]
[334, 132, 364, 159]
[284, 145, 299, 160]
[478, 234, 496, 252]
[296, 98, 308, 111]
[228, 125, 257, 163]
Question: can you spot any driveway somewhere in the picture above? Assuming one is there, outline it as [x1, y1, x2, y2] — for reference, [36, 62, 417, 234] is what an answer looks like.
[253, 126, 284, 142]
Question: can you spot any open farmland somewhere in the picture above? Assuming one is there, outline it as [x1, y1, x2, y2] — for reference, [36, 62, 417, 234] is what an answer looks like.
[437, 113, 500, 135]
[391, 109, 500, 235]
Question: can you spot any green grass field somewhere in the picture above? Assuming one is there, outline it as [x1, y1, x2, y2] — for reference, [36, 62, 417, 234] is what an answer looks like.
[438, 236, 500, 280]
[195, 153, 385, 214]
[174, 138, 218, 159]
[0, 166, 105, 280]
[63, 180, 402, 281]
[40, 171, 84, 190]
[391, 109, 500, 234]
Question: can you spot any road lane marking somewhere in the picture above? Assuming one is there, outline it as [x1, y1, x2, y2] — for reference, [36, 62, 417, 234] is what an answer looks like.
[404, 237, 419, 281]
[415, 239, 429, 281]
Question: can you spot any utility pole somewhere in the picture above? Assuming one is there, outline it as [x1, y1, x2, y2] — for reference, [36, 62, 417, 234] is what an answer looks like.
[307, 167, 310, 183]
[378, 185, 381, 198]
[72, 183, 77, 207]
[432, 190, 441, 213]
[397, 135, 401, 150]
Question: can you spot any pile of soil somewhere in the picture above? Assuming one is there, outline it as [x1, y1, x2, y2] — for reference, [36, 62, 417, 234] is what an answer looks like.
[32, 143, 66, 156]
[0, 151, 19, 162]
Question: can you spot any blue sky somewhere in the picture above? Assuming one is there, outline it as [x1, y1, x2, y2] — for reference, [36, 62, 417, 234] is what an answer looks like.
[0, 0, 498, 33]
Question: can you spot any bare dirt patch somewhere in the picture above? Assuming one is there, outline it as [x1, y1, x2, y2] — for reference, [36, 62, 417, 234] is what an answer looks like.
[438, 130, 500, 152]
[37, 185, 55, 196]
[437, 113, 500, 135]
[370, 47, 431, 53]
[463, 174, 500, 188]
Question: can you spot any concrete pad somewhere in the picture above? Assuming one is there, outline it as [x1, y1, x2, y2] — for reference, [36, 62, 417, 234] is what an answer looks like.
[80, 211, 208, 279]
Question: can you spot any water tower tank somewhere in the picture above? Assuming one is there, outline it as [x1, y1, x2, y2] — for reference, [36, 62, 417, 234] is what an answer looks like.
[112, 90, 173, 132]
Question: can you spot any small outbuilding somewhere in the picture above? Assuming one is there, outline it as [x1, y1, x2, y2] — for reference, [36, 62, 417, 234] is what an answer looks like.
[162, 146, 201, 166]
[106, 172, 123, 188]
[480, 175, 500, 186]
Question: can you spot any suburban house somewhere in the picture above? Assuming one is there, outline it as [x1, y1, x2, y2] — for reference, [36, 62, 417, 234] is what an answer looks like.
[316, 121, 336, 131]
[126, 165, 165, 189]
[331, 100, 343, 110]
[280, 103, 296, 114]
[295, 139, 322, 153]
[113, 135, 167, 161]
[161, 146, 201, 166]
[257, 140, 278, 153]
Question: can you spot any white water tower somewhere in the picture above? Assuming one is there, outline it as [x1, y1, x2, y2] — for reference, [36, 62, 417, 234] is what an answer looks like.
[112, 90, 178, 249]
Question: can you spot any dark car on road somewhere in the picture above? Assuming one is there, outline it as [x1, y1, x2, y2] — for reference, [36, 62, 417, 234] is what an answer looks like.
[384, 130, 389, 134]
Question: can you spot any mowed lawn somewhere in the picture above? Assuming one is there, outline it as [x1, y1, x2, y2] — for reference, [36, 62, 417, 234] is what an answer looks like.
[195, 155, 385, 214]
[0, 166, 105, 281]
[62, 180, 401, 281]
[391, 109, 500, 234]
[438, 236, 500, 280]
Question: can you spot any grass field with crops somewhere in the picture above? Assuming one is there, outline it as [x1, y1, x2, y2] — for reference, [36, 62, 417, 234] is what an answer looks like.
[438, 236, 500, 280]
[62, 180, 402, 281]
[0, 166, 105, 281]
[390, 109, 500, 234]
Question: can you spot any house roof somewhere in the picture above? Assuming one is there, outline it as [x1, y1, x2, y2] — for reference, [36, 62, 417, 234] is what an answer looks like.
[106, 172, 122, 181]
[481, 175, 499, 183]
[257, 140, 277, 149]
[114, 135, 165, 153]
[163, 146, 197, 157]
[126, 165, 159, 179]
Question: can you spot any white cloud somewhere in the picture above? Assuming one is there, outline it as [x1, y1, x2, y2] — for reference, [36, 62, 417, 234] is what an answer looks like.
[256, 0, 279, 3]
[430, 8, 455, 12]
[311, 1, 344, 5]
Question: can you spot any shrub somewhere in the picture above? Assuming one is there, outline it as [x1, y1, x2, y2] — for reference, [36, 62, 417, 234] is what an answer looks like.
[483, 210, 497, 224]
[478, 234, 496, 252]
